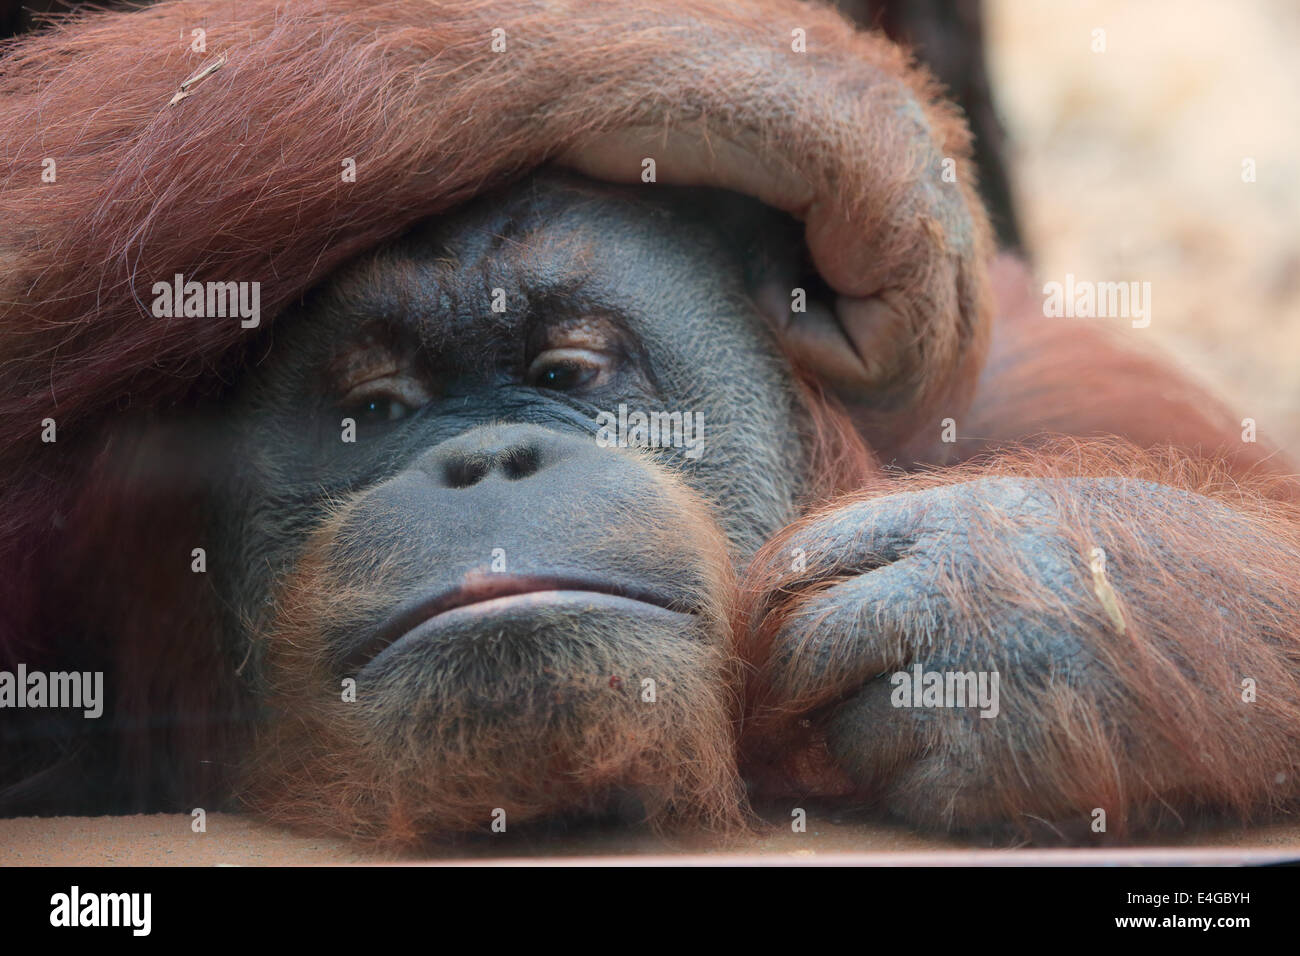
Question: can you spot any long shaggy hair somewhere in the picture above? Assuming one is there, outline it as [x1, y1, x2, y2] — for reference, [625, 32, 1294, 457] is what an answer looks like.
[738, 438, 1300, 837]
[0, 0, 991, 662]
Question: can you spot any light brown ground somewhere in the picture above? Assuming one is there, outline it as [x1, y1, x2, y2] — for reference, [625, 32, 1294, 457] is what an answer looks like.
[2, 814, 1299, 866]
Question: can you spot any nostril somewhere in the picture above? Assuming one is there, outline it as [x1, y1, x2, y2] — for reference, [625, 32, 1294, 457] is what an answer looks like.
[444, 455, 491, 489]
[501, 445, 542, 480]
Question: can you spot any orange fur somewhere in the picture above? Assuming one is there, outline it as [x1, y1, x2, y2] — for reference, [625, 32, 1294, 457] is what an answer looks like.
[739, 439, 1300, 835]
[244, 458, 746, 845]
[3, 0, 1295, 844]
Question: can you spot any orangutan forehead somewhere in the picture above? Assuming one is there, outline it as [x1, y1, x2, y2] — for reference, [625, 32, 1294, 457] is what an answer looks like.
[311, 184, 706, 344]
[320, 242, 611, 343]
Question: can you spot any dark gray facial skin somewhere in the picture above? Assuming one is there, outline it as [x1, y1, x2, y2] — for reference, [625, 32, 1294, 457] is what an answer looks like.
[209, 170, 817, 688]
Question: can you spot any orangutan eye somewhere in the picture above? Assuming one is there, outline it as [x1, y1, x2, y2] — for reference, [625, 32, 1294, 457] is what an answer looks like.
[339, 376, 433, 425]
[525, 348, 612, 392]
[349, 395, 412, 423]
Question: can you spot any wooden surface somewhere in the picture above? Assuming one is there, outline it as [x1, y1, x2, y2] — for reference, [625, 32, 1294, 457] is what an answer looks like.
[3, 813, 1299, 866]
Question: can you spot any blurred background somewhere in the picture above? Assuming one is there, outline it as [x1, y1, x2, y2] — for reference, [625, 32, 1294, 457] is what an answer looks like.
[986, 0, 1300, 454]
[834, 0, 1300, 454]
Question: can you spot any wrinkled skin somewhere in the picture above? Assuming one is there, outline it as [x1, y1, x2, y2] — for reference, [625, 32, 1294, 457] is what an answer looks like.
[4, 0, 1296, 849]
[745, 471, 1300, 838]
[194, 172, 1300, 842]
[209, 172, 817, 836]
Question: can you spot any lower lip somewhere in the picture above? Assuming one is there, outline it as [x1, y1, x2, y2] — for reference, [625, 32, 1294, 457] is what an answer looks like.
[362, 590, 692, 670]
